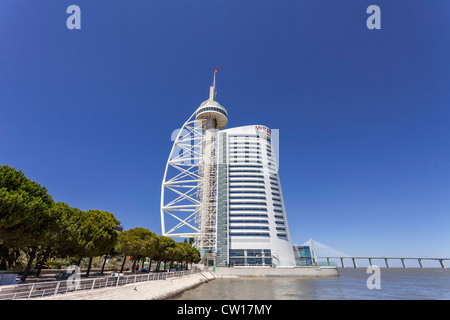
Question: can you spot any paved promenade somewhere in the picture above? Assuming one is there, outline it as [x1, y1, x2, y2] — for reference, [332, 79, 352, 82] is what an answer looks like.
[32, 271, 216, 300]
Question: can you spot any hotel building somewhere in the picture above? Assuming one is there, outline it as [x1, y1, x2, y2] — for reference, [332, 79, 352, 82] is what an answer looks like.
[161, 79, 296, 268]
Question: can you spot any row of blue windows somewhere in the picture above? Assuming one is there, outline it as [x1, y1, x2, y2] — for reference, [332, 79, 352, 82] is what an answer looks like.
[196, 106, 228, 117]
[229, 175, 265, 179]
[229, 196, 266, 200]
[231, 150, 262, 154]
[229, 185, 265, 189]
[229, 180, 265, 184]
[230, 143, 260, 147]
[229, 207, 268, 212]
[229, 160, 263, 164]
[229, 136, 271, 143]
[229, 136, 263, 141]
[229, 202, 267, 206]
[230, 156, 262, 160]
[230, 141, 260, 145]
[229, 158, 263, 162]
[229, 165, 263, 169]
[249, 249, 271, 256]
[229, 213, 268, 218]
[231, 148, 261, 152]
[273, 203, 282, 208]
[230, 144, 260, 147]
[229, 249, 271, 257]
[230, 151, 262, 155]
[275, 220, 285, 225]
[229, 169, 262, 173]
[230, 232, 270, 237]
[229, 226, 269, 230]
[274, 209, 283, 213]
[229, 191, 266, 194]
[230, 145, 260, 149]
[230, 220, 269, 224]
[230, 154, 262, 158]
[229, 258, 272, 267]
[229, 135, 258, 138]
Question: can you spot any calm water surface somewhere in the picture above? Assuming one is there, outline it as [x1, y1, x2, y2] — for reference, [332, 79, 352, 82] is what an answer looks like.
[174, 268, 450, 300]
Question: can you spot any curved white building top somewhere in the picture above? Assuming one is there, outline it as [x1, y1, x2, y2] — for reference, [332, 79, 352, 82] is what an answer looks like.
[195, 100, 228, 129]
[195, 85, 228, 129]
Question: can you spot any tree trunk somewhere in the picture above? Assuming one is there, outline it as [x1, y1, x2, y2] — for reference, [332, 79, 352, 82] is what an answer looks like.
[120, 255, 127, 273]
[85, 257, 93, 277]
[20, 246, 37, 281]
[101, 253, 108, 274]
[36, 249, 50, 277]
[76, 257, 82, 266]
[131, 258, 137, 273]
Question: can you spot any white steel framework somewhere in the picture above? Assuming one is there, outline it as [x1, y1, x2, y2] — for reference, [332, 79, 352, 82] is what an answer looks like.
[160, 112, 221, 253]
[160, 112, 204, 240]
[161, 77, 227, 256]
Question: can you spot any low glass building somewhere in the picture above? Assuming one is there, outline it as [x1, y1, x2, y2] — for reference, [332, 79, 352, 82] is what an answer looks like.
[293, 246, 313, 266]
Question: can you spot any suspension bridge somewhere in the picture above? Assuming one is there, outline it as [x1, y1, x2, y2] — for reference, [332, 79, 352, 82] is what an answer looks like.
[301, 239, 449, 268]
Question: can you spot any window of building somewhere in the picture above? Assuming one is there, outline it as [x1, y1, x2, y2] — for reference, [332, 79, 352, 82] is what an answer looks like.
[229, 202, 267, 206]
[229, 207, 268, 212]
[229, 213, 268, 218]
[228, 249, 272, 267]
[229, 226, 270, 230]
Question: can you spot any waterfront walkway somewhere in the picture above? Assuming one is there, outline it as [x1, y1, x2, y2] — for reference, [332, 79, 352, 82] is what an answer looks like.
[31, 271, 215, 300]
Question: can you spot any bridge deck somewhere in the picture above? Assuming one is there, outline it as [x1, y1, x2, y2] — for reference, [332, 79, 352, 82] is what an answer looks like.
[316, 257, 449, 268]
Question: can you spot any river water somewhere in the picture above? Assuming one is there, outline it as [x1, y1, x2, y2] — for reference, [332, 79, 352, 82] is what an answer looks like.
[174, 268, 450, 300]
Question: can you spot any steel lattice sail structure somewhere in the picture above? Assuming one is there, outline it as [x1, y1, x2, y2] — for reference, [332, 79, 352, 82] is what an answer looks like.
[161, 73, 227, 256]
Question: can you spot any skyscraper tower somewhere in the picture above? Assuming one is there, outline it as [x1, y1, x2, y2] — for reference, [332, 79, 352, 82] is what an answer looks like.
[161, 70, 295, 267]
[160, 69, 227, 258]
[194, 74, 228, 254]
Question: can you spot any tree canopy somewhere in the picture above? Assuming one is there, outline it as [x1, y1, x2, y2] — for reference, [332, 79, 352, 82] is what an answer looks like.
[0, 165, 54, 249]
[0, 165, 201, 279]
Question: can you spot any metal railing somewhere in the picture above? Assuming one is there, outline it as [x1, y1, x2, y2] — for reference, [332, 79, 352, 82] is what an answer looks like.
[0, 269, 199, 300]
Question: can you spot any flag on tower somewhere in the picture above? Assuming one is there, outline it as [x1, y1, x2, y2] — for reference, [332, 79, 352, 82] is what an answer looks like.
[215, 66, 219, 74]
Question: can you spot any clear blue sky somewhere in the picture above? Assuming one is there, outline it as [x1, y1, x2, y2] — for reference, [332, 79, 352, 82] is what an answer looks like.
[1, 1, 449, 258]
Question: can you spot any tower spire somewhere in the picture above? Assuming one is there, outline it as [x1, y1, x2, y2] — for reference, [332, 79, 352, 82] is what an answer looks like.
[209, 66, 219, 101]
